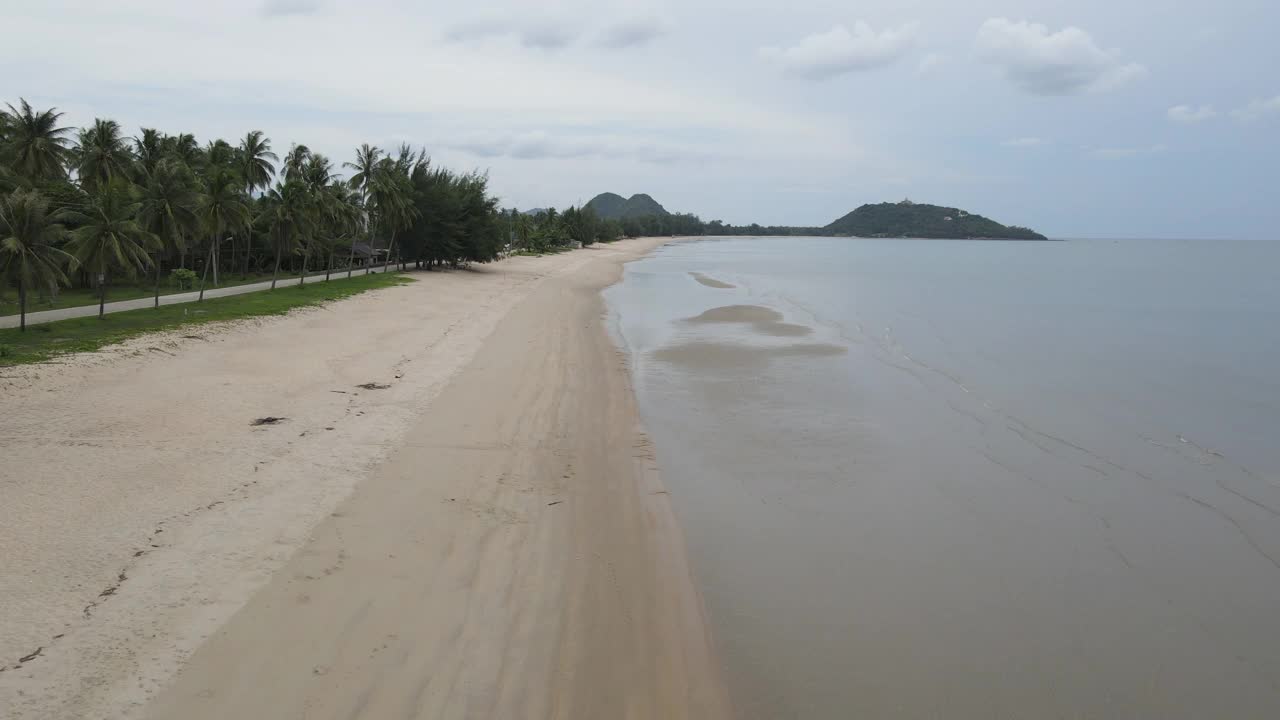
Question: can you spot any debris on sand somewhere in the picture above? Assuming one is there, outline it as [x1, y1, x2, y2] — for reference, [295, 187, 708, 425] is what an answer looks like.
[357, 382, 391, 390]
[251, 416, 288, 426]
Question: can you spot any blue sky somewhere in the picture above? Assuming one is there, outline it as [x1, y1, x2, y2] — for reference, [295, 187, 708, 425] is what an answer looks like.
[4, 0, 1278, 238]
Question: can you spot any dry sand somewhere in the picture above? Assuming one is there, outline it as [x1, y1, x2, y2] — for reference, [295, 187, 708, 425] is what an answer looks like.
[0, 237, 730, 719]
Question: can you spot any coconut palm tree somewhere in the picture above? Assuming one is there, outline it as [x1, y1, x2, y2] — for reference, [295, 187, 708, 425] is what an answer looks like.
[282, 143, 311, 181]
[132, 128, 165, 181]
[196, 168, 250, 298]
[315, 181, 361, 280]
[0, 189, 74, 330]
[264, 180, 310, 289]
[3, 99, 72, 182]
[369, 158, 417, 272]
[137, 159, 201, 306]
[75, 118, 134, 193]
[343, 144, 381, 277]
[164, 133, 201, 167]
[62, 182, 158, 318]
[237, 131, 277, 274]
[290, 153, 340, 284]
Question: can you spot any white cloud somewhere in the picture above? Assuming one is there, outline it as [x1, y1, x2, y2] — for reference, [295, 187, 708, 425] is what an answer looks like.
[917, 53, 947, 74]
[1002, 137, 1045, 147]
[761, 22, 918, 80]
[447, 130, 713, 165]
[1230, 95, 1280, 122]
[445, 17, 578, 50]
[260, 0, 322, 17]
[1091, 144, 1167, 158]
[1167, 104, 1217, 124]
[596, 15, 667, 49]
[975, 18, 1146, 95]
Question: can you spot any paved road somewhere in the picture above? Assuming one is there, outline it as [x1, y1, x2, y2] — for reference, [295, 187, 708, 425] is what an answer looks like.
[0, 266, 389, 329]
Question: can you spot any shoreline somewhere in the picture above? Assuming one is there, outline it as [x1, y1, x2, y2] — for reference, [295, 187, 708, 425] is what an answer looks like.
[0, 237, 729, 719]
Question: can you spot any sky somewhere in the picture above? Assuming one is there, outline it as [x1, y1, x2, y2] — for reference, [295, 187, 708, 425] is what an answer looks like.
[4, 0, 1278, 239]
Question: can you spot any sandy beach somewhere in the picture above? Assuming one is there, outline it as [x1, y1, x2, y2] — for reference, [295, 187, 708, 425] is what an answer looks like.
[0, 237, 730, 719]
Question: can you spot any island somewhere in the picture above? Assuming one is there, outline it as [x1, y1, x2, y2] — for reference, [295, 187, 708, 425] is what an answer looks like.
[823, 199, 1049, 240]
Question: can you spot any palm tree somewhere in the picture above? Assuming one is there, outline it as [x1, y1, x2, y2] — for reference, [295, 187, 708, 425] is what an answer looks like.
[294, 153, 340, 284]
[264, 180, 310, 289]
[282, 144, 311, 181]
[196, 169, 250, 298]
[75, 118, 134, 193]
[62, 182, 158, 318]
[237, 131, 277, 274]
[0, 189, 74, 330]
[369, 158, 417, 272]
[132, 128, 165, 181]
[137, 159, 201, 306]
[3, 99, 72, 182]
[343, 144, 380, 278]
[316, 181, 360, 281]
[164, 133, 200, 167]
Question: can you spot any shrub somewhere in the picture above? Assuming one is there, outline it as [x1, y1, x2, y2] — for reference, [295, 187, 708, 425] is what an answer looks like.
[0, 344, 12, 358]
[171, 268, 198, 291]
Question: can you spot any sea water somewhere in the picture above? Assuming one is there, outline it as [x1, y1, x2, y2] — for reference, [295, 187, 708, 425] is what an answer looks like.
[605, 236, 1280, 719]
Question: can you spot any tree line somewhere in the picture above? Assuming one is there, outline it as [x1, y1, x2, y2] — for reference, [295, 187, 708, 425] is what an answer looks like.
[0, 98, 508, 330]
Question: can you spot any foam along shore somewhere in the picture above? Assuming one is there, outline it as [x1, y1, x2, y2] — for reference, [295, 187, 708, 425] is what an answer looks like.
[0, 237, 730, 720]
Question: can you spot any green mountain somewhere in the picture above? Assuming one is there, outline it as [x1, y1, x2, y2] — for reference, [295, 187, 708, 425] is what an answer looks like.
[585, 192, 670, 220]
[824, 200, 1048, 240]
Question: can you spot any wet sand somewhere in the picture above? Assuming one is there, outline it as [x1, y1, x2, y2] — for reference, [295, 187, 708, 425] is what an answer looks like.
[0, 238, 729, 719]
[690, 272, 736, 289]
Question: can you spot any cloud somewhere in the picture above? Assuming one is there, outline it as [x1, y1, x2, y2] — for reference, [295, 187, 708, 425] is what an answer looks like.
[1002, 137, 1045, 147]
[447, 130, 711, 164]
[1230, 95, 1280, 122]
[917, 53, 947, 74]
[1090, 144, 1167, 158]
[596, 15, 667, 49]
[1167, 104, 1217, 124]
[260, 0, 322, 17]
[760, 22, 919, 80]
[445, 17, 577, 50]
[975, 18, 1146, 95]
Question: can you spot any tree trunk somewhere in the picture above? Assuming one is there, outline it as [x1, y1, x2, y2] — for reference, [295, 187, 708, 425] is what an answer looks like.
[325, 251, 333, 282]
[212, 240, 219, 287]
[242, 232, 253, 276]
[198, 241, 214, 302]
[18, 276, 26, 332]
[98, 268, 108, 319]
[153, 254, 162, 309]
[384, 230, 397, 273]
[271, 245, 282, 290]
[347, 235, 357, 279]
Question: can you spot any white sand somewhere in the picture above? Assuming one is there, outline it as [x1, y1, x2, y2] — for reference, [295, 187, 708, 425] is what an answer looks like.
[0, 238, 729, 719]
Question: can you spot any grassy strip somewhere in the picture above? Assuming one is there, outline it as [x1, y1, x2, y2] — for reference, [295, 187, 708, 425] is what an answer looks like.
[0, 270, 342, 317]
[0, 273, 411, 367]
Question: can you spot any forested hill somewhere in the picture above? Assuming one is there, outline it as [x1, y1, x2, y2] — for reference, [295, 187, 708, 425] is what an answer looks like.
[824, 201, 1048, 240]
[585, 192, 670, 220]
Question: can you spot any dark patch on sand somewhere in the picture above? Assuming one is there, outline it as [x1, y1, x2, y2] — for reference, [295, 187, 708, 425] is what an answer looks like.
[690, 272, 736, 289]
[684, 305, 814, 337]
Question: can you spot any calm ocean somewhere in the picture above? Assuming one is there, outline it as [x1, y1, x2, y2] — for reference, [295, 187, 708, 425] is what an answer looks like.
[605, 236, 1280, 719]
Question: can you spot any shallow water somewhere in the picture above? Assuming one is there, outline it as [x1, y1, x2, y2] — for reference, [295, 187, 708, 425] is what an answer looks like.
[606, 237, 1280, 719]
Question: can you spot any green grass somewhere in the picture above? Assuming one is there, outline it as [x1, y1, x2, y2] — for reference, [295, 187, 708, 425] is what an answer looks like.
[0, 273, 412, 367]
[0, 270, 338, 317]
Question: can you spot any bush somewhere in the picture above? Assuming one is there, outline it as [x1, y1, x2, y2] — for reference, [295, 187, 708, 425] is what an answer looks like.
[170, 268, 198, 291]
[0, 344, 11, 358]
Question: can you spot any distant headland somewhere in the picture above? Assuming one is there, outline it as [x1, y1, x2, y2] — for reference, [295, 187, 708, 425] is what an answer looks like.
[578, 193, 1050, 240]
